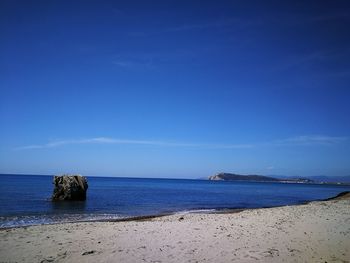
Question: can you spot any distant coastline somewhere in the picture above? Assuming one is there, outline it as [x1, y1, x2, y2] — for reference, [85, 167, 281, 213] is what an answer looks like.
[208, 172, 350, 185]
[1, 172, 350, 188]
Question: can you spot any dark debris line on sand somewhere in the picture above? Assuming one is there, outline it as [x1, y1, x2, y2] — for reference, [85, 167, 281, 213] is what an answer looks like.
[82, 250, 95, 255]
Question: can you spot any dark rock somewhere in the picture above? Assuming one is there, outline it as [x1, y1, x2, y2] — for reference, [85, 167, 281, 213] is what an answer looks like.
[52, 174, 88, 201]
[82, 250, 95, 255]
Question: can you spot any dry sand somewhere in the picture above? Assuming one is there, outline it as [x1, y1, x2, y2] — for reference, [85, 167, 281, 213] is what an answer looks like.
[1, 197, 349, 263]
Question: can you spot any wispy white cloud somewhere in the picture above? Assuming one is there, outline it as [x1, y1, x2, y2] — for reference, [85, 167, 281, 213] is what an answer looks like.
[15, 137, 253, 150]
[272, 135, 348, 146]
[129, 18, 260, 37]
[112, 60, 134, 68]
[112, 56, 154, 70]
[112, 49, 199, 70]
[269, 51, 332, 72]
[163, 19, 236, 33]
[269, 49, 350, 75]
[15, 135, 347, 151]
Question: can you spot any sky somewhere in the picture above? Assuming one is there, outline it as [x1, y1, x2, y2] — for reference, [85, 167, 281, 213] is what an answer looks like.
[1, 0, 350, 178]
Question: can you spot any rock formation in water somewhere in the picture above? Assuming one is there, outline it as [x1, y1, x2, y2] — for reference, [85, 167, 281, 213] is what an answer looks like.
[52, 174, 88, 201]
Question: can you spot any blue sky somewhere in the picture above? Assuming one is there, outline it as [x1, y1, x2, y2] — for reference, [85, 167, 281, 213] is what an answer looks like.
[1, 0, 350, 178]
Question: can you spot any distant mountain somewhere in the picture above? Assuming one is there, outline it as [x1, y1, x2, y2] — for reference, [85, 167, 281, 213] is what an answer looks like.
[209, 173, 279, 182]
[208, 173, 313, 183]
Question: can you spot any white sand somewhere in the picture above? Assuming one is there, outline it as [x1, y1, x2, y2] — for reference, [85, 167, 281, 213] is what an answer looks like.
[1, 198, 349, 263]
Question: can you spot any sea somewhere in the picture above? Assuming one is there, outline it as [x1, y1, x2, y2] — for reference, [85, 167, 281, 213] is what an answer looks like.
[1, 174, 350, 228]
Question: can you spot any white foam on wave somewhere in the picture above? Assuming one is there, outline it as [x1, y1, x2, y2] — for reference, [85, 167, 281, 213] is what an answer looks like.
[0, 213, 124, 228]
[174, 208, 217, 215]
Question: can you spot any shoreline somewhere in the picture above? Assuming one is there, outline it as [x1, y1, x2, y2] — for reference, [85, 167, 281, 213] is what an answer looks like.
[1, 193, 349, 262]
[1, 191, 349, 230]
[0, 202, 319, 230]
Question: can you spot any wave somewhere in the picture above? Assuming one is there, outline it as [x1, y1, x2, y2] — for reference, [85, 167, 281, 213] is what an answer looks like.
[0, 213, 124, 228]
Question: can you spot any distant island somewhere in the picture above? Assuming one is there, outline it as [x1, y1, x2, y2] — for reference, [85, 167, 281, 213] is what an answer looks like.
[208, 173, 314, 183]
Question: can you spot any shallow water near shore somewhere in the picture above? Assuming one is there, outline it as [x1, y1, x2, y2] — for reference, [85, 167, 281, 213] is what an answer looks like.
[1, 174, 350, 228]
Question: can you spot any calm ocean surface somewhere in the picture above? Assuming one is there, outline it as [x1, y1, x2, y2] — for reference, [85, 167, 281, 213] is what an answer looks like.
[1, 174, 349, 228]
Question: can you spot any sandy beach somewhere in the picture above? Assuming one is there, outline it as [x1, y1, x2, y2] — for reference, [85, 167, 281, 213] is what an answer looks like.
[1, 196, 349, 263]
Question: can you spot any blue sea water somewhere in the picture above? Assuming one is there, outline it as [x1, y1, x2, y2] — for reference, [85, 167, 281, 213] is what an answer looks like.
[0, 174, 349, 228]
